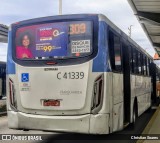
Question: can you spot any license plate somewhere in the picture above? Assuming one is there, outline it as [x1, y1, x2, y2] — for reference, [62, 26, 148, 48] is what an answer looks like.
[43, 100, 60, 106]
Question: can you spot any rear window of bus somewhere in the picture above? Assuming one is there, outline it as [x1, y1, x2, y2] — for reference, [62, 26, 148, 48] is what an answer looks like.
[15, 21, 93, 60]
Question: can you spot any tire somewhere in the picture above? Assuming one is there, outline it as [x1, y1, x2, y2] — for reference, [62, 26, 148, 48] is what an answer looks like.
[132, 109, 136, 124]
[146, 106, 152, 113]
[0, 95, 2, 100]
[130, 107, 137, 129]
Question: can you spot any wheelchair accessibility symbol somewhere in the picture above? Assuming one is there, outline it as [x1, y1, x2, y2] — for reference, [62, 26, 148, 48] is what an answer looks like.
[21, 73, 29, 82]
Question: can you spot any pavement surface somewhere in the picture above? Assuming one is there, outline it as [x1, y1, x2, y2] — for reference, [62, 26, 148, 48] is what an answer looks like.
[137, 107, 160, 143]
[0, 98, 6, 116]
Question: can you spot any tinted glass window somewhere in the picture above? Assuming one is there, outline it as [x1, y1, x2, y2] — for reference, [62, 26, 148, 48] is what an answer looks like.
[129, 46, 133, 73]
[108, 31, 122, 72]
[143, 56, 147, 75]
[133, 48, 138, 74]
[137, 52, 142, 74]
[15, 21, 93, 60]
[114, 36, 121, 71]
[147, 59, 151, 76]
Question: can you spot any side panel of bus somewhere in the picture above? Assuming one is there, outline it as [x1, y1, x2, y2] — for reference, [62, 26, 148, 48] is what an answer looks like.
[108, 28, 124, 132]
[108, 25, 152, 133]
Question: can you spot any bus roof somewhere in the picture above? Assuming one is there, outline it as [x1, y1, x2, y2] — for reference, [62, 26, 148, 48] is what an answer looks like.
[98, 14, 153, 60]
[11, 13, 153, 60]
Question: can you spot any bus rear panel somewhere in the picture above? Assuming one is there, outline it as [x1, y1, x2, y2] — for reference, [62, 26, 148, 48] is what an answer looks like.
[7, 14, 111, 134]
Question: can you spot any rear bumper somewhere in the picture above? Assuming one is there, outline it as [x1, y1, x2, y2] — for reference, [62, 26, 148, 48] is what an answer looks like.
[7, 111, 109, 134]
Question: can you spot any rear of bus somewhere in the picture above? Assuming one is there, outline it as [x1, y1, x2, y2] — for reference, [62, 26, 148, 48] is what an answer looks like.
[7, 14, 110, 134]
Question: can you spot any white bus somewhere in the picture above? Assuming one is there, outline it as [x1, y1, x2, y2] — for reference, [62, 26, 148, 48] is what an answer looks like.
[7, 14, 155, 134]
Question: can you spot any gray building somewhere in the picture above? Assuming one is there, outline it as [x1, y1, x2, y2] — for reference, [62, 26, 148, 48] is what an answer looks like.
[0, 24, 8, 43]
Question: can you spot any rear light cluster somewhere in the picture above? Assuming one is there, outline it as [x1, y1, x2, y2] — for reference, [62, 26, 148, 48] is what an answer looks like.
[9, 78, 17, 110]
[91, 74, 104, 113]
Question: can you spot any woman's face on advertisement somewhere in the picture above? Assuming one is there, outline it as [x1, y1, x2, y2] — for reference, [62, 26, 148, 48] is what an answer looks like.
[22, 35, 30, 47]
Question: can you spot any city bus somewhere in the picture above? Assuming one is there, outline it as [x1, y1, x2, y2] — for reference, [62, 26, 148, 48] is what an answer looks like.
[7, 14, 156, 134]
[0, 61, 6, 99]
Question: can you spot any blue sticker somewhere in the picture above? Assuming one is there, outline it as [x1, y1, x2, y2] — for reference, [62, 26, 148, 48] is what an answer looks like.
[21, 73, 29, 82]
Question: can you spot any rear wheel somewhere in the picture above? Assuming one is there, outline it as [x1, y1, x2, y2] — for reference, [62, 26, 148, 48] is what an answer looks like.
[146, 105, 152, 113]
[130, 105, 137, 129]
[132, 109, 136, 124]
[0, 95, 2, 100]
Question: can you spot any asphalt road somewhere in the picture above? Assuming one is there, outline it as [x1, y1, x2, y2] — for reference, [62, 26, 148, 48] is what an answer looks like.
[0, 108, 156, 143]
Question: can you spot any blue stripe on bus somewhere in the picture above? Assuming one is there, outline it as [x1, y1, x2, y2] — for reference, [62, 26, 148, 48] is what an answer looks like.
[7, 31, 16, 74]
[92, 21, 111, 72]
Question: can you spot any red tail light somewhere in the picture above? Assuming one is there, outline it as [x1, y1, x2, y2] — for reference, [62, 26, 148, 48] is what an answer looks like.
[9, 78, 17, 110]
[91, 74, 104, 113]
[46, 62, 57, 65]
